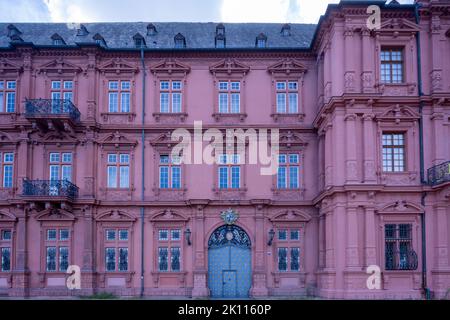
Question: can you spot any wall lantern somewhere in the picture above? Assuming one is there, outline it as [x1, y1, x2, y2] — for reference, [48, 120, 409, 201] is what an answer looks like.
[185, 228, 192, 246]
[267, 229, 275, 246]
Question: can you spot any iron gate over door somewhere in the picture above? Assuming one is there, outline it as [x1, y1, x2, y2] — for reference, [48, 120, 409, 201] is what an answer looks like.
[208, 225, 252, 298]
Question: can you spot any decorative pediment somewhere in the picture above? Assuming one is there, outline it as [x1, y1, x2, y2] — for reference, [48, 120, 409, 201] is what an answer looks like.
[374, 18, 420, 35]
[268, 59, 307, 76]
[209, 58, 249, 76]
[0, 131, 16, 145]
[149, 209, 189, 222]
[96, 210, 136, 222]
[270, 210, 311, 222]
[37, 58, 82, 75]
[0, 58, 23, 75]
[150, 59, 190, 75]
[39, 130, 79, 144]
[149, 132, 181, 149]
[35, 208, 75, 221]
[376, 104, 420, 123]
[277, 131, 308, 149]
[376, 201, 423, 214]
[97, 131, 137, 149]
[98, 58, 139, 75]
[0, 210, 17, 222]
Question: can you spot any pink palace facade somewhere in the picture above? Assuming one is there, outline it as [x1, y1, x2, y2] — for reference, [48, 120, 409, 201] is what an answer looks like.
[0, 0, 449, 299]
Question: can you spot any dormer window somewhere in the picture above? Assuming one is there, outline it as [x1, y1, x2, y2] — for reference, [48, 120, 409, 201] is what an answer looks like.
[216, 23, 225, 36]
[7, 24, 22, 38]
[215, 34, 226, 48]
[147, 23, 157, 36]
[133, 33, 146, 48]
[93, 33, 107, 47]
[256, 33, 267, 48]
[76, 24, 89, 36]
[281, 24, 291, 36]
[174, 33, 186, 48]
[51, 33, 65, 46]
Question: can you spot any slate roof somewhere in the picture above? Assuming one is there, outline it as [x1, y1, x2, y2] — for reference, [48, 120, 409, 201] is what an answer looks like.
[0, 22, 317, 50]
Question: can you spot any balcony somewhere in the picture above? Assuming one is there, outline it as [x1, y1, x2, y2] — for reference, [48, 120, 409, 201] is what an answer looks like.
[427, 161, 450, 187]
[24, 99, 81, 131]
[22, 179, 79, 202]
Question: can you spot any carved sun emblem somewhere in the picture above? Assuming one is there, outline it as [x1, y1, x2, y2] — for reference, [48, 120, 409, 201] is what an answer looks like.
[220, 208, 239, 225]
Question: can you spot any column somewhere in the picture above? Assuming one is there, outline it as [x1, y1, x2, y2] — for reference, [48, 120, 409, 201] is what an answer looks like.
[345, 113, 358, 183]
[361, 27, 374, 93]
[435, 205, 449, 269]
[12, 205, 29, 297]
[324, 123, 333, 188]
[250, 201, 269, 297]
[80, 205, 95, 294]
[364, 206, 377, 266]
[346, 206, 359, 268]
[363, 114, 377, 183]
[190, 201, 209, 298]
[344, 26, 356, 93]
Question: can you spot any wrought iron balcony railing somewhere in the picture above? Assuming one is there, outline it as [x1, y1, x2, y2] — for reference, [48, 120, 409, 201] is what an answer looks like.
[25, 99, 81, 123]
[427, 161, 450, 186]
[22, 179, 79, 200]
[385, 249, 418, 271]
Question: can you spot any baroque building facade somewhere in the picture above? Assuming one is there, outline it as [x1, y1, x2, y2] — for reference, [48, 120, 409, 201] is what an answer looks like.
[0, 0, 449, 299]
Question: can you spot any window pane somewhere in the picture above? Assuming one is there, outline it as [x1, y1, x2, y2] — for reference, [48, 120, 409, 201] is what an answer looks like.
[1, 230, 12, 240]
[108, 154, 117, 163]
[278, 248, 287, 271]
[158, 247, 168, 271]
[160, 81, 169, 90]
[231, 93, 240, 113]
[59, 247, 69, 271]
[159, 230, 168, 241]
[231, 82, 240, 91]
[46, 247, 57, 271]
[6, 92, 15, 112]
[119, 166, 129, 188]
[171, 229, 181, 241]
[278, 229, 287, 240]
[51, 81, 61, 89]
[107, 166, 117, 188]
[290, 230, 300, 240]
[3, 165, 13, 188]
[1, 247, 11, 271]
[63, 81, 73, 89]
[171, 166, 181, 189]
[276, 82, 286, 91]
[288, 82, 298, 90]
[288, 93, 298, 113]
[278, 154, 287, 164]
[47, 229, 57, 240]
[291, 248, 300, 271]
[59, 229, 69, 240]
[171, 247, 180, 271]
[231, 166, 240, 188]
[109, 81, 118, 90]
[0, 81, 4, 90]
[219, 93, 228, 113]
[121, 81, 130, 90]
[172, 92, 182, 113]
[219, 167, 228, 189]
[105, 248, 116, 271]
[121, 92, 130, 112]
[119, 248, 128, 271]
[160, 155, 169, 164]
[159, 166, 169, 188]
[50, 152, 60, 163]
[277, 166, 287, 189]
[385, 224, 396, 239]
[62, 153, 72, 163]
[0, 92, 3, 112]
[172, 81, 182, 90]
[160, 93, 169, 113]
[119, 154, 129, 164]
[119, 230, 128, 241]
[289, 166, 299, 189]
[106, 229, 116, 241]
[219, 81, 228, 91]
[276, 93, 286, 113]
[108, 92, 118, 112]
[61, 165, 72, 182]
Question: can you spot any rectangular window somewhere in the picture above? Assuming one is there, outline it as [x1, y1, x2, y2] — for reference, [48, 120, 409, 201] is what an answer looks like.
[159, 229, 169, 241]
[105, 248, 116, 271]
[158, 247, 168, 271]
[107, 153, 130, 188]
[0, 80, 16, 113]
[1, 247, 11, 271]
[1, 152, 14, 188]
[218, 81, 240, 113]
[106, 229, 116, 241]
[277, 228, 301, 272]
[290, 248, 300, 271]
[218, 154, 241, 189]
[278, 247, 287, 271]
[118, 248, 128, 271]
[385, 223, 414, 270]
[171, 229, 181, 241]
[51, 80, 73, 112]
[1, 230, 12, 240]
[276, 81, 298, 114]
[278, 230, 287, 240]
[382, 133, 405, 172]
[48, 152, 72, 182]
[108, 80, 131, 112]
[160, 80, 182, 113]
[381, 48, 404, 84]
[159, 155, 181, 189]
[46, 246, 57, 271]
[47, 229, 57, 241]
[59, 247, 69, 271]
[277, 153, 300, 189]
[170, 247, 180, 271]
[59, 229, 69, 241]
[119, 230, 128, 241]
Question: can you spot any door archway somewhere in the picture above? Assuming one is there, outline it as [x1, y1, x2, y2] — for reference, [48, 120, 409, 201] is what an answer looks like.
[208, 224, 252, 298]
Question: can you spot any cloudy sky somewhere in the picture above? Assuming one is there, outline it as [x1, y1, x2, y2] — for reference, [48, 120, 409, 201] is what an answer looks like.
[0, 0, 414, 24]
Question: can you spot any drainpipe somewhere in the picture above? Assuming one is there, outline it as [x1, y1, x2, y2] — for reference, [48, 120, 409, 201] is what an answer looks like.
[414, 3, 430, 300]
[140, 48, 146, 298]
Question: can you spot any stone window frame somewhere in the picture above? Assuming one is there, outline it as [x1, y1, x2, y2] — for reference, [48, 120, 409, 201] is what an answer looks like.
[0, 223, 14, 273]
[103, 227, 131, 272]
[0, 79, 18, 113]
[100, 145, 136, 196]
[100, 75, 137, 123]
[42, 147, 77, 183]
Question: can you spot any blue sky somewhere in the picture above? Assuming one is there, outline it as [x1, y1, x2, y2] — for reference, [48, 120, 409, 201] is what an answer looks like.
[0, 0, 414, 24]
